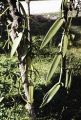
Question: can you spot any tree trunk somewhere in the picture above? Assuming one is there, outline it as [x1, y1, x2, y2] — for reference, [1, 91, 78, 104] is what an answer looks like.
[6, 0, 35, 119]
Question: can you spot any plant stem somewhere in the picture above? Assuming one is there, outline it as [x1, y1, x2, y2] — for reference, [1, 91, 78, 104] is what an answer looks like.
[6, 0, 29, 102]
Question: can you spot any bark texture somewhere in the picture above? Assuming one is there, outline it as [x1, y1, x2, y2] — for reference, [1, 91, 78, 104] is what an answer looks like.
[6, 0, 29, 109]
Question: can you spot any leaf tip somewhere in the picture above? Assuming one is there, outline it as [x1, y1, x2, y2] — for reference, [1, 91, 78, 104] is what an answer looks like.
[0, 97, 4, 103]
[40, 44, 43, 50]
[39, 105, 42, 108]
[40, 102, 46, 108]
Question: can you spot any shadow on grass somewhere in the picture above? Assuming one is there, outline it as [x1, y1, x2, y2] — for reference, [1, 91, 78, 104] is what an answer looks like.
[72, 16, 81, 26]
[68, 16, 81, 47]
[34, 73, 81, 120]
[1, 73, 81, 119]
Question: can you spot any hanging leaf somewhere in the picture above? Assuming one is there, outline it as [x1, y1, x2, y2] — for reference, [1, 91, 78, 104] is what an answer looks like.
[28, 84, 34, 104]
[47, 54, 61, 82]
[40, 18, 64, 49]
[19, 2, 27, 27]
[67, 71, 72, 90]
[21, 45, 28, 61]
[40, 82, 62, 108]
[62, 34, 68, 57]
[65, 70, 72, 92]
[11, 32, 23, 57]
[21, 50, 27, 61]
[19, 2, 27, 18]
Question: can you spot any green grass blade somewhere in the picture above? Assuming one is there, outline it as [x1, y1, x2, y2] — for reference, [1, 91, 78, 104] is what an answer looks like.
[62, 34, 68, 57]
[40, 18, 64, 49]
[40, 82, 61, 107]
[0, 97, 4, 103]
[11, 32, 23, 57]
[47, 54, 61, 81]
[65, 70, 69, 88]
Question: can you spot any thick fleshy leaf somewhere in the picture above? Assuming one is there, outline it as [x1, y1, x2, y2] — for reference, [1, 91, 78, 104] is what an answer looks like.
[29, 85, 34, 104]
[62, 34, 68, 57]
[65, 70, 72, 91]
[11, 32, 23, 57]
[67, 71, 72, 90]
[40, 18, 64, 49]
[40, 82, 61, 107]
[47, 54, 61, 81]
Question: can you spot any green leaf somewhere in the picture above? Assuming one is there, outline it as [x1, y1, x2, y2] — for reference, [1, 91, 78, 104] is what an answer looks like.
[63, 34, 68, 57]
[11, 32, 23, 57]
[28, 85, 34, 104]
[0, 97, 4, 102]
[67, 71, 72, 90]
[47, 54, 61, 81]
[65, 70, 69, 88]
[67, 17, 72, 31]
[64, 0, 68, 6]
[65, 70, 72, 91]
[19, 2, 27, 18]
[21, 44, 28, 61]
[40, 82, 61, 107]
[40, 18, 64, 49]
